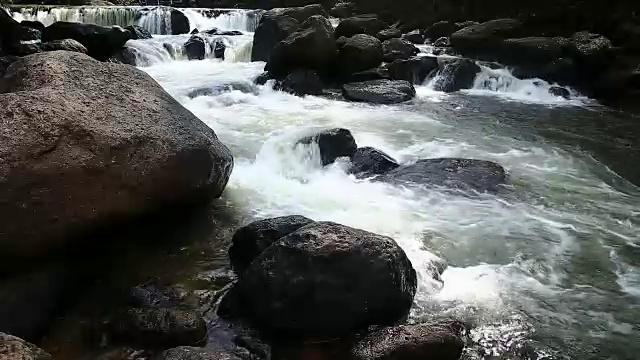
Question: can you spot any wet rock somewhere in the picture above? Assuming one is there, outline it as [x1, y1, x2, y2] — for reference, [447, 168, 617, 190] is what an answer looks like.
[111, 308, 206, 347]
[376, 27, 402, 41]
[335, 16, 389, 38]
[126, 25, 152, 40]
[425, 21, 456, 40]
[569, 31, 613, 66]
[20, 20, 45, 33]
[382, 38, 419, 62]
[433, 36, 450, 47]
[254, 71, 273, 85]
[268, 4, 326, 22]
[42, 22, 131, 61]
[0, 52, 233, 260]
[548, 86, 571, 99]
[128, 281, 185, 309]
[159, 346, 241, 360]
[497, 37, 571, 66]
[213, 38, 226, 59]
[339, 34, 383, 74]
[184, 35, 207, 60]
[171, 9, 190, 35]
[347, 67, 390, 82]
[431, 58, 481, 92]
[275, 69, 324, 96]
[385, 56, 438, 85]
[402, 30, 424, 44]
[0, 333, 52, 360]
[349, 147, 400, 178]
[455, 21, 479, 30]
[191, 28, 199, 34]
[108, 47, 138, 65]
[450, 18, 523, 57]
[229, 215, 315, 274]
[222, 221, 417, 338]
[265, 15, 338, 78]
[40, 39, 88, 54]
[0, 12, 42, 57]
[342, 79, 416, 104]
[512, 57, 579, 86]
[330, 2, 355, 19]
[187, 82, 258, 98]
[350, 321, 465, 360]
[298, 128, 358, 166]
[381, 158, 507, 193]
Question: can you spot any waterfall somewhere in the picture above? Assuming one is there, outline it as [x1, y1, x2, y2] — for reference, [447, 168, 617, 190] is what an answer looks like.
[182, 8, 263, 32]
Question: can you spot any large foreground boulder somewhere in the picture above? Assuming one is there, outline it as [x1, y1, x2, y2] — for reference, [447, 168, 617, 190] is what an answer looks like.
[339, 34, 383, 74]
[298, 128, 358, 166]
[430, 58, 481, 92]
[0, 51, 233, 260]
[42, 22, 131, 61]
[221, 222, 417, 338]
[343, 79, 416, 104]
[0, 333, 52, 360]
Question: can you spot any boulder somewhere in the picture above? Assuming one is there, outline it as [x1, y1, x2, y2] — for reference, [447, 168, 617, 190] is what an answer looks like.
[40, 39, 88, 54]
[382, 38, 419, 62]
[184, 35, 207, 60]
[339, 34, 383, 74]
[171, 9, 190, 35]
[128, 280, 185, 309]
[213, 38, 226, 59]
[42, 22, 131, 61]
[335, 16, 389, 38]
[496, 37, 571, 66]
[455, 21, 479, 29]
[254, 71, 273, 85]
[229, 215, 315, 273]
[548, 85, 570, 99]
[347, 67, 390, 82]
[381, 158, 507, 193]
[265, 15, 338, 78]
[450, 18, 523, 56]
[0, 11, 41, 57]
[385, 56, 438, 84]
[569, 31, 613, 66]
[126, 25, 152, 40]
[433, 37, 450, 47]
[110, 308, 206, 347]
[430, 58, 481, 92]
[342, 79, 416, 104]
[402, 30, 424, 44]
[203, 28, 243, 36]
[425, 21, 456, 40]
[20, 20, 45, 33]
[298, 128, 358, 166]
[159, 346, 241, 360]
[511, 57, 579, 86]
[108, 47, 138, 65]
[268, 4, 326, 21]
[376, 27, 401, 41]
[330, 2, 355, 19]
[0, 51, 233, 260]
[349, 147, 399, 178]
[275, 69, 324, 96]
[350, 321, 465, 360]
[0, 333, 52, 360]
[191, 28, 199, 34]
[222, 222, 417, 338]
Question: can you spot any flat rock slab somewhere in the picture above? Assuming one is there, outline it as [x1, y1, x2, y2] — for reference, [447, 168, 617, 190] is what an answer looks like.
[342, 79, 416, 104]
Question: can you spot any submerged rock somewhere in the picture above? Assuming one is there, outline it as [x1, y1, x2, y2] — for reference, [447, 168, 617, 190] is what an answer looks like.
[349, 147, 400, 178]
[431, 58, 481, 92]
[548, 86, 571, 99]
[335, 16, 389, 38]
[339, 34, 383, 74]
[40, 39, 87, 54]
[42, 22, 131, 61]
[111, 308, 206, 347]
[126, 25, 152, 40]
[159, 346, 241, 360]
[382, 38, 419, 63]
[187, 82, 258, 98]
[0, 333, 52, 360]
[342, 79, 416, 104]
[222, 222, 417, 338]
[298, 128, 358, 166]
[229, 215, 315, 273]
[275, 69, 324, 96]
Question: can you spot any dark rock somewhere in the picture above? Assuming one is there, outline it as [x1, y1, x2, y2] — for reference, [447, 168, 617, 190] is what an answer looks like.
[298, 128, 358, 166]
[431, 58, 481, 92]
[233, 334, 271, 360]
[229, 215, 315, 274]
[350, 321, 465, 360]
[336, 35, 349, 49]
[330, 2, 355, 19]
[108, 47, 138, 65]
[222, 221, 417, 339]
[425, 21, 456, 40]
[275, 69, 324, 96]
[343, 79, 416, 104]
[349, 147, 399, 178]
[376, 27, 402, 41]
[569, 31, 613, 66]
[128, 280, 185, 309]
[188, 82, 258, 98]
[592, 68, 640, 105]
[335, 16, 389, 38]
[268, 4, 326, 22]
[339, 34, 383, 74]
[382, 38, 419, 62]
[512, 57, 579, 86]
[497, 37, 571, 66]
[159, 346, 241, 360]
[251, 14, 301, 62]
[455, 21, 479, 30]
[254, 71, 273, 85]
[450, 18, 523, 56]
[0, 12, 42, 57]
[381, 158, 507, 193]
[548, 86, 571, 99]
[0, 56, 18, 77]
[9, 43, 41, 56]
[42, 22, 132, 61]
[213, 38, 226, 59]
[0, 52, 233, 260]
[433, 36, 450, 47]
[204, 28, 243, 36]
[385, 56, 438, 84]
[347, 67, 390, 82]
[40, 39, 88, 54]
[111, 308, 206, 347]
[184, 35, 207, 60]
[0, 333, 52, 360]
[265, 16, 338, 78]
[126, 25, 152, 40]
[171, 9, 190, 35]
[191, 28, 199, 34]
[402, 30, 424, 44]
[20, 20, 45, 33]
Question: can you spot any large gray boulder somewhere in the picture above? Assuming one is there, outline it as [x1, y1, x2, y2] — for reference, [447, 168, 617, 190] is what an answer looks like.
[0, 51, 233, 261]
[0, 333, 52, 360]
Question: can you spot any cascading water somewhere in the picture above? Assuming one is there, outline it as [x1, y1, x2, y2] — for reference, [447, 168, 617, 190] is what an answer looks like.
[181, 8, 263, 32]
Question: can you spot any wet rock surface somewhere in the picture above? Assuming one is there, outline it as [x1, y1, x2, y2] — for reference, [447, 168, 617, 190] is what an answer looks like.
[349, 147, 400, 178]
[298, 128, 358, 166]
[342, 79, 416, 104]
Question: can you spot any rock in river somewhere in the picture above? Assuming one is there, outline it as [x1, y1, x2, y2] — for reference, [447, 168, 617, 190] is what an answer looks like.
[430, 58, 481, 92]
[298, 128, 358, 166]
[335, 15, 389, 39]
[349, 146, 400, 178]
[339, 34, 383, 75]
[342, 79, 416, 104]
[42, 22, 132, 61]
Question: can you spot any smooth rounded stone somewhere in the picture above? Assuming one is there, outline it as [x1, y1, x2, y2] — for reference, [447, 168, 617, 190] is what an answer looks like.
[402, 29, 424, 44]
[376, 27, 402, 41]
[450, 18, 523, 55]
[339, 34, 383, 74]
[110, 308, 206, 347]
[184, 35, 207, 60]
[20, 20, 45, 32]
[425, 21, 456, 40]
[347, 67, 390, 82]
[298, 128, 358, 166]
[229, 215, 315, 273]
[349, 147, 399, 178]
[329, 2, 355, 18]
[381, 158, 507, 193]
[224, 221, 417, 338]
[382, 38, 419, 62]
[0, 332, 52, 360]
[265, 15, 337, 78]
[42, 22, 131, 61]
[159, 346, 241, 360]
[187, 82, 258, 98]
[430, 58, 481, 92]
[335, 16, 389, 38]
[170, 9, 190, 35]
[40, 39, 87, 54]
[342, 79, 416, 104]
[126, 25, 152, 40]
[433, 36, 450, 47]
[350, 321, 466, 360]
[275, 69, 324, 96]
[385, 56, 438, 85]
[0, 52, 233, 260]
[549, 85, 571, 99]
[128, 280, 185, 309]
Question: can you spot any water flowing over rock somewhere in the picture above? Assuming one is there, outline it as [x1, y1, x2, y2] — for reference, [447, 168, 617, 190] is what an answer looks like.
[431, 58, 481, 92]
[220, 222, 417, 339]
[159, 346, 241, 360]
[382, 38, 419, 63]
[0, 51, 233, 260]
[40, 39, 88, 54]
[335, 16, 389, 39]
[549, 86, 571, 99]
[229, 215, 315, 273]
[42, 22, 131, 61]
[126, 25, 152, 40]
[275, 69, 324, 96]
[298, 128, 358, 166]
[343, 79, 416, 104]
[339, 34, 383, 75]
[349, 147, 400, 178]
[0, 333, 52, 360]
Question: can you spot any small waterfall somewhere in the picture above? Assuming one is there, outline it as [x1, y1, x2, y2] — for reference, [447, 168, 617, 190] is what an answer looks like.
[181, 8, 263, 32]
